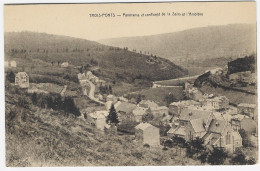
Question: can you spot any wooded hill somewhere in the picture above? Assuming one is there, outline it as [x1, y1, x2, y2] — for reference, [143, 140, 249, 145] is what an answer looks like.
[4, 32, 187, 82]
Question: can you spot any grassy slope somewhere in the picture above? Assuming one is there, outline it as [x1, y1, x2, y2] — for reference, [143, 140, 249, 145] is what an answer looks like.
[199, 85, 256, 105]
[5, 86, 200, 166]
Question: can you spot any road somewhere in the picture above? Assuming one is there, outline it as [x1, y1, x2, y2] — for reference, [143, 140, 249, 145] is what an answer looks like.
[80, 79, 105, 105]
[153, 74, 200, 86]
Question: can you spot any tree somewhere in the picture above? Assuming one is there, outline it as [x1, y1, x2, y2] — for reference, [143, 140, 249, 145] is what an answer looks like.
[239, 129, 250, 147]
[207, 147, 228, 165]
[142, 110, 154, 122]
[106, 104, 119, 125]
[31, 93, 38, 105]
[6, 71, 15, 83]
[136, 94, 142, 104]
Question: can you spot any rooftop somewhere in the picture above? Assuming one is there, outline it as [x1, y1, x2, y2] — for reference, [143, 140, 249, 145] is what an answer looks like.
[208, 119, 227, 134]
[115, 102, 136, 114]
[135, 122, 156, 130]
[179, 107, 212, 121]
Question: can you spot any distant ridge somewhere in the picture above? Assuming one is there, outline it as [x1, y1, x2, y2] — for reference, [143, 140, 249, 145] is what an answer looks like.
[99, 24, 256, 61]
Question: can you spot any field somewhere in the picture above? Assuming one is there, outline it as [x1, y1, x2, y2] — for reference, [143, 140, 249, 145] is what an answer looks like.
[129, 87, 185, 106]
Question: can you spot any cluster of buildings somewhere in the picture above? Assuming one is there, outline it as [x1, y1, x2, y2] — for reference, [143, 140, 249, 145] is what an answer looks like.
[105, 96, 170, 124]
[78, 71, 105, 84]
[166, 82, 257, 153]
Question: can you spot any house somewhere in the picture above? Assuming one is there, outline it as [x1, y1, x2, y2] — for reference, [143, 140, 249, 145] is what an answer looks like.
[184, 82, 193, 91]
[98, 94, 103, 100]
[10, 60, 17, 67]
[167, 107, 213, 141]
[105, 101, 113, 111]
[237, 103, 257, 120]
[106, 94, 118, 103]
[61, 62, 69, 68]
[150, 106, 169, 117]
[203, 119, 242, 153]
[169, 100, 199, 116]
[15, 72, 29, 88]
[209, 68, 223, 75]
[115, 101, 136, 114]
[138, 100, 158, 109]
[200, 96, 229, 110]
[115, 102, 136, 122]
[78, 73, 86, 80]
[4, 61, 9, 67]
[135, 122, 160, 146]
[86, 110, 108, 131]
[132, 106, 148, 122]
[118, 96, 129, 102]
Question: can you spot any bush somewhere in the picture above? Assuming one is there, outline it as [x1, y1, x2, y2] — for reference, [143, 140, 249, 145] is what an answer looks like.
[143, 144, 150, 148]
[6, 71, 15, 83]
[207, 147, 228, 165]
[171, 135, 187, 148]
[186, 138, 205, 158]
[163, 139, 174, 148]
[230, 151, 247, 165]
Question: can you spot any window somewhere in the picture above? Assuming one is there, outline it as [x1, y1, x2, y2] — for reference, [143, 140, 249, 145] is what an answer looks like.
[226, 132, 231, 145]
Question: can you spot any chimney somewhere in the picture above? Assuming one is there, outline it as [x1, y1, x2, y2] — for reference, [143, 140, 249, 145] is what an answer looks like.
[216, 121, 219, 127]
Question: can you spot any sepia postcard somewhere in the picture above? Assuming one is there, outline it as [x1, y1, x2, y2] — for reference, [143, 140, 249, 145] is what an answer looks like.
[3, 1, 258, 167]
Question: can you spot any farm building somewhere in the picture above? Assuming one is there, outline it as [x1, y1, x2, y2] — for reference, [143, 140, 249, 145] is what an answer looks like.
[15, 72, 29, 88]
[135, 122, 160, 146]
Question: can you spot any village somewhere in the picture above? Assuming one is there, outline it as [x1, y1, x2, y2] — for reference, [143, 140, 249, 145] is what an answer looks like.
[6, 58, 257, 156]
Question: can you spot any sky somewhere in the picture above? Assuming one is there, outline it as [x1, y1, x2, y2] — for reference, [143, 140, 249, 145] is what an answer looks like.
[4, 2, 256, 41]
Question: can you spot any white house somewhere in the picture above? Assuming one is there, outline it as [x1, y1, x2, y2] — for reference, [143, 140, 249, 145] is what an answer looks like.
[87, 110, 109, 131]
[135, 122, 160, 146]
